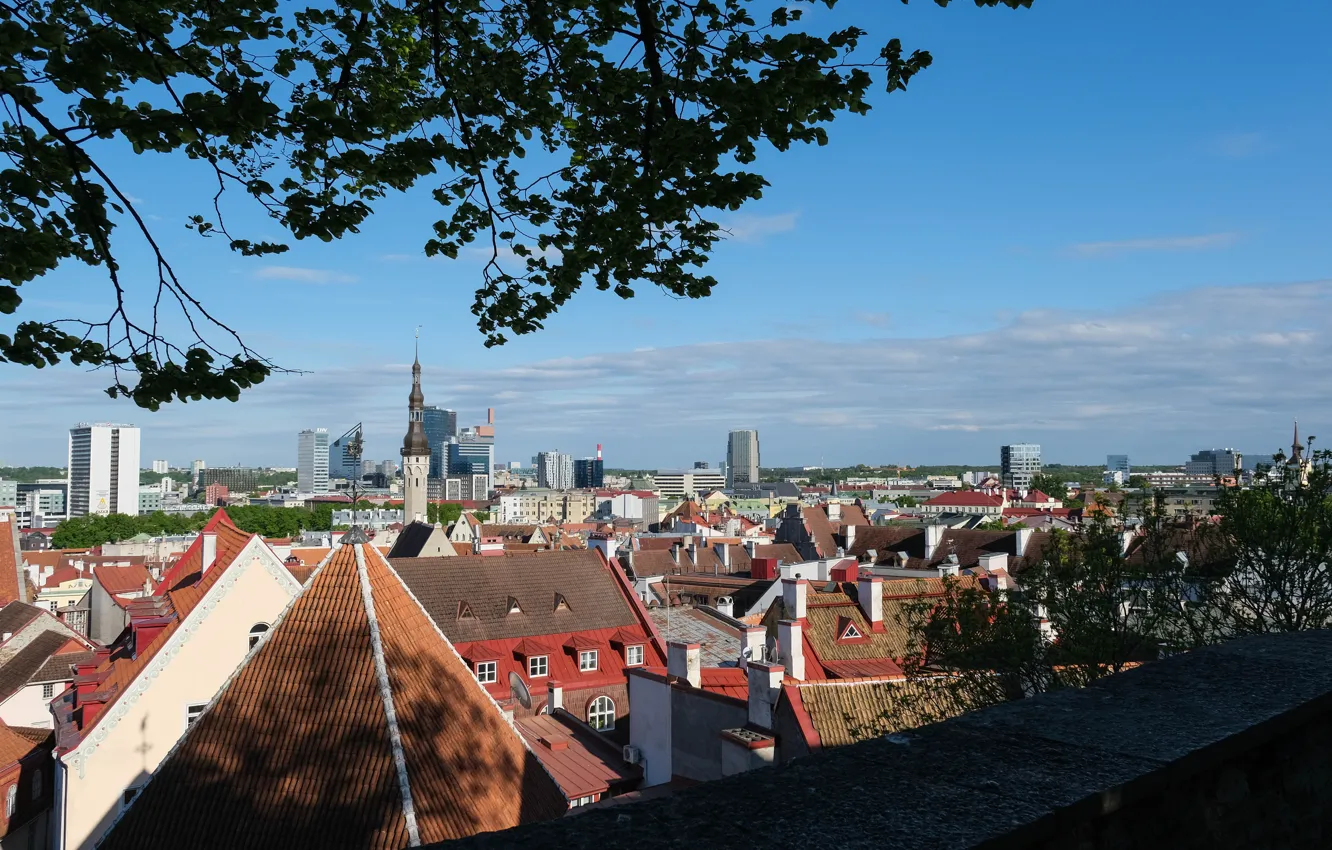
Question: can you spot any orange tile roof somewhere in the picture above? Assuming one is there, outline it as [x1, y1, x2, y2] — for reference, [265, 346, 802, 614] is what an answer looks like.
[99, 543, 567, 849]
[0, 512, 23, 605]
[788, 678, 969, 749]
[0, 723, 47, 768]
[95, 564, 153, 596]
[516, 714, 639, 800]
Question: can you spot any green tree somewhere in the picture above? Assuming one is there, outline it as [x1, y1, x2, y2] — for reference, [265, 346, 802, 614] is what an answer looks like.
[1, 0, 1030, 407]
[1027, 473, 1068, 498]
[1128, 474, 1150, 489]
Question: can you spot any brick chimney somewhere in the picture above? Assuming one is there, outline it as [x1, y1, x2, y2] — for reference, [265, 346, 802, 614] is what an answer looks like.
[924, 524, 944, 561]
[857, 575, 883, 632]
[666, 641, 701, 688]
[781, 578, 807, 620]
[778, 620, 805, 681]
[740, 626, 765, 667]
[746, 662, 784, 731]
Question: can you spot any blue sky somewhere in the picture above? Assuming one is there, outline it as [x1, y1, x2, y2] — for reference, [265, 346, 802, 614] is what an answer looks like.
[5, 0, 1331, 469]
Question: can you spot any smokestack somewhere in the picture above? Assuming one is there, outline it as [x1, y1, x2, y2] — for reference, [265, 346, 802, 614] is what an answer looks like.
[597, 443, 602, 460]
[487, 407, 494, 425]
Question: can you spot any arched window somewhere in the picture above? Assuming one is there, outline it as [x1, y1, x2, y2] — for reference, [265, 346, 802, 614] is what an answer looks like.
[5, 783, 15, 818]
[587, 695, 615, 731]
[248, 623, 269, 650]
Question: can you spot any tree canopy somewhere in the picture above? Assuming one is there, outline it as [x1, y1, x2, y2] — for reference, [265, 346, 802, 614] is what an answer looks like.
[2, 0, 1029, 408]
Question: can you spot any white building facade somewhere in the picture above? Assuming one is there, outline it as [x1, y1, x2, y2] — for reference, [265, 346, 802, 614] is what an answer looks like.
[67, 423, 140, 517]
[297, 428, 330, 493]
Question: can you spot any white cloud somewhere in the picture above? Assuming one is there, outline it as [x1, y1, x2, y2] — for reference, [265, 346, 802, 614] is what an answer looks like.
[1071, 232, 1239, 257]
[255, 266, 358, 284]
[4, 280, 1329, 467]
[720, 212, 798, 244]
[855, 311, 892, 328]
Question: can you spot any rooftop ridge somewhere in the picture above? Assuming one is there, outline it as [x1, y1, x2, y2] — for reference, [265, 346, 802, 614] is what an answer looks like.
[355, 543, 422, 847]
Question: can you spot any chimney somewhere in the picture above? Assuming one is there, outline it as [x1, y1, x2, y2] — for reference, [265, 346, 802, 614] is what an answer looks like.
[744, 539, 758, 558]
[687, 542, 698, 568]
[487, 407, 494, 425]
[201, 530, 217, 571]
[666, 641, 701, 688]
[844, 523, 857, 551]
[715, 596, 734, 618]
[740, 626, 765, 667]
[670, 543, 681, 565]
[475, 536, 505, 556]
[938, 563, 960, 578]
[1014, 526, 1033, 559]
[857, 575, 883, 631]
[781, 578, 807, 620]
[547, 680, 563, 711]
[746, 662, 784, 731]
[977, 552, 1009, 574]
[778, 620, 805, 681]
[597, 443, 602, 460]
[1120, 530, 1135, 555]
[714, 542, 731, 571]
[826, 502, 841, 521]
[923, 524, 944, 561]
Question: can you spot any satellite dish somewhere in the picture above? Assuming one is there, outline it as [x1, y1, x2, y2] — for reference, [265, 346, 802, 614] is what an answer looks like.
[509, 672, 532, 710]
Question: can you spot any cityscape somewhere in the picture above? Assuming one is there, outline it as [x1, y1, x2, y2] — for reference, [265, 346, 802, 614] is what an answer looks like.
[2, 1, 1330, 848]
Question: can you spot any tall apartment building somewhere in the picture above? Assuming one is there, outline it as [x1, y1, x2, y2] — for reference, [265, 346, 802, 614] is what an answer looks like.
[1000, 443, 1041, 492]
[297, 428, 330, 493]
[575, 446, 605, 489]
[536, 451, 575, 490]
[449, 423, 494, 497]
[67, 423, 141, 517]
[1106, 454, 1130, 476]
[1185, 448, 1241, 477]
[726, 429, 760, 489]
[423, 406, 457, 478]
[328, 423, 362, 480]
[151, 459, 169, 474]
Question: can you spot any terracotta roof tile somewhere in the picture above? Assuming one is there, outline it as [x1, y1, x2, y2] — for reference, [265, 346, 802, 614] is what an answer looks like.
[0, 631, 73, 701]
[516, 713, 640, 800]
[790, 679, 970, 749]
[0, 511, 21, 606]
[100, 543, 566, 849]
[95, 563, 153, 595]
[0, 723, 47, 768]
[801, 507, 838, 558]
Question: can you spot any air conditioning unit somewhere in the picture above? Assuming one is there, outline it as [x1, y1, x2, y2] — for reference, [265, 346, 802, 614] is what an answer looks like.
[622, 745, 642, 765]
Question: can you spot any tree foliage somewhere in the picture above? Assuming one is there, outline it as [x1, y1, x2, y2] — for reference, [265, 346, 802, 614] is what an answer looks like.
[1, 0, 1030, 407]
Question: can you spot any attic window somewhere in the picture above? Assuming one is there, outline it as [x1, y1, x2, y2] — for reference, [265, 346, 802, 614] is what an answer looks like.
[507, 597, 523, 615]
[457, 601, 476, 620]
[841, 622, 863, 640]
[836, 617, 868, 643]
[553, 593, 570, 613]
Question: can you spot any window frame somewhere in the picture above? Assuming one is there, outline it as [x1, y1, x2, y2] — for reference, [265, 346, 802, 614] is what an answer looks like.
[185, 702, 207, 728]
[527, 655, 548, 678]
[587, 695, 615, 730]
[474, 660, 498, 684]
[578, 649, 598, 672]
[5, 783, 14, 818]
[41, 682, 55, 700]
[122, 786, 142, 808]
[248, 622, 270, 650]
[625, 645, 644, 667]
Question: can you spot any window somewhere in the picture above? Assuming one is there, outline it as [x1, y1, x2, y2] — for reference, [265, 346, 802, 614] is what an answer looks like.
[578, 650, 598, 672]
[475, 661, 497, 684]
[625, 645, 644, 667]
[41, 683, 54, 700]
[248, 623, 269, 650]
[48, 601, 58, 613]
[587, 695, 615, 730]
[186, 703, 207, 727]
[527, 655, 548, 678]
[5, 784, 14, 818]
[122, 786, 141, 808]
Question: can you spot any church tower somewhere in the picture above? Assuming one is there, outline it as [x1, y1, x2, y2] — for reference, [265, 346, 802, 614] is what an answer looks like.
[400, 341, 430, 523]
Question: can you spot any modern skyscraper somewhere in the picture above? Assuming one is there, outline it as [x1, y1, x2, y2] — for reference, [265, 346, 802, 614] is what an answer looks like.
[449, 420, 495, 497]
[1106, 454, 1130, 476]
[328, 423, 363, 480]
[297, 428, 330, 493]
[67, 423, 141, 517]
[574, 445, 605, 489]
[400, 346, 430, 523]
[422, 406, 457, 478]
[1000, 443, 1041, 491]
[536, 451, 575, 490]
[726, 430, 760, 489]
[1185, 448, 1241, 477]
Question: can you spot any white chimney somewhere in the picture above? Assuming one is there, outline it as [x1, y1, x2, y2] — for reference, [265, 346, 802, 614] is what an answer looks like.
[715, 596, 734, 618]
[687, 542, 698, 567]
[740, 626, 765, 667]
[924, 524, 944, 561]
[857, 576, 883, 630]
[670, 543, 681, 565]
[978, 552, 1008, 574]
[781, 578, 807, 620]
[844, 524, 857, 551]
[547, 680, 564, 711]
[714, 542, 731, 570]
[201, 531, 217, 571]
[746, 662, 785, 731]
[938, 563, 960, 578]
[826, 502, 841, 521]
[1014, 526, 1033, 559]
[744, 539, 758, 558]
[667, 641, 701, 688]
[1120, 530, 1135, 555]
[778, 620, 805, 681]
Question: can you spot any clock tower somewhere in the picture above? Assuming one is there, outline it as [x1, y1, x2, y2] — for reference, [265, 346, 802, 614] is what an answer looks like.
[400, 341, 430, 523]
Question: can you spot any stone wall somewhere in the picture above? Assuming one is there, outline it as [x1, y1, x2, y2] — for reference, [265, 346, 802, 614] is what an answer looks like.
[440, 631, 1332, 850]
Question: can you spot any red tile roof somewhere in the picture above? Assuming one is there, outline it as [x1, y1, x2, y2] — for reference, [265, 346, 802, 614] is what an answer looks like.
[0, 511, 21, 606]
[516, 713, 640, 800]
[99, 542, 568, 849]
[95, 564, 153, 596]
[922, 491, 1005, 508]
[0, 722, 46, 769]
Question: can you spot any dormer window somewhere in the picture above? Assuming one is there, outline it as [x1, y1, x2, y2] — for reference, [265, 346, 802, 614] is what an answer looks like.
[578, 650, 598, 672]
[457, 601, 476, 621]
[528, 655, 548, 677]
[474, 661, 497, 684]
[506, 597, 523, 615]
[625, 645, 644, 667]
[553, 593, 570, 613]
[836, 616, 869, 643]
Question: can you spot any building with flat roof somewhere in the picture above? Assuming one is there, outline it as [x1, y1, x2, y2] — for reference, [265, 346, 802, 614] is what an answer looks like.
[1000, 443, 1041, 492]
[296, 428, 330, 493]
[67, 423, 140, 517]
[726, 430, 760, 489]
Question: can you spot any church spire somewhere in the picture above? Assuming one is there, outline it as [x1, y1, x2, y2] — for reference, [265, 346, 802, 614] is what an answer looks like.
[402, 334, 429, 458]
[1291, 418, 1303, 462]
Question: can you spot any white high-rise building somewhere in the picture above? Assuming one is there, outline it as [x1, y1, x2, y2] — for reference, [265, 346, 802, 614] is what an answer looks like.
[151, 459, 169, 474]
[1001, 443, 1042, 492]
[535, 451, 575, 490]
[297, 429, 330, 493]
[67, 423, 141, 517]
[726, 429, 760, 489]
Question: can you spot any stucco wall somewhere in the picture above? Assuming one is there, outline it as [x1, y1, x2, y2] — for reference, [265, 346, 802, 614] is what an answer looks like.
[669, 690, 746, 784]
[0, 684, 55, 729]
[57, 553, 297, 850]
[628, 675, 672, 787]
